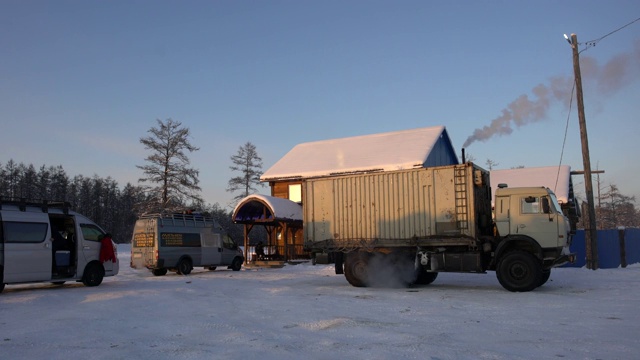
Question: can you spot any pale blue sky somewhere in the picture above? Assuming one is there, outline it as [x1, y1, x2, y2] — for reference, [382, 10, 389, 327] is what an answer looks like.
[1, 0, 639, 207]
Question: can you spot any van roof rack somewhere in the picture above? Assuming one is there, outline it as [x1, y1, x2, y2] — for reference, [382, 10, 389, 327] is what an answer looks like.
[139, 212, 218, 228]
[0, 196, 71, 214]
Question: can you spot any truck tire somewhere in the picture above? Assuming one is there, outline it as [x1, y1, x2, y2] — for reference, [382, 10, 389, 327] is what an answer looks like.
[82, 262, 105, 287]
[496, 251, 542, 292]
[152, 268, 168, 276]
[539, 269, 551, 287]
[176, 258, 192, 275]
[344, 252, 370, 287]
[414, 268, 439, 285]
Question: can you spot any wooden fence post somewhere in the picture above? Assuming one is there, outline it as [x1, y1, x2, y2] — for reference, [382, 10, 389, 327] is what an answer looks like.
[618, 226, 627, 268]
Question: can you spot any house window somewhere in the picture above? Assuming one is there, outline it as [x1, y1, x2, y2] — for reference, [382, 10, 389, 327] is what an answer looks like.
[289, 184, 302, 203]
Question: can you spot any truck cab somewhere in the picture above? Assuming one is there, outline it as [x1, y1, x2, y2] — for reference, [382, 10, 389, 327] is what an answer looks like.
[493, 185, 573, 268]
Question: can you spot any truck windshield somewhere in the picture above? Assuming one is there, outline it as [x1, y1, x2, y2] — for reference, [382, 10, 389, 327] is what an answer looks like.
[549, 192, 563, 213]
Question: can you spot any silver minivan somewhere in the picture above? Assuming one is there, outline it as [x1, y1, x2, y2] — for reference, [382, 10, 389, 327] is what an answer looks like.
[130, 212, 243, 276]
[0, 199, 119, 293]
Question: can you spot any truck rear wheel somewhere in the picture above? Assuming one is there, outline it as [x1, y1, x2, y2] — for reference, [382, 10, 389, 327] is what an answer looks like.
[344, 252, 370, 287]
[415, 268, 439, 285]
[496, 251, 542, 292]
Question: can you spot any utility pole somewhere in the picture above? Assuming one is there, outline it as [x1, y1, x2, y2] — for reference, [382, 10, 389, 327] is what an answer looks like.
[569, 33, 598, 270]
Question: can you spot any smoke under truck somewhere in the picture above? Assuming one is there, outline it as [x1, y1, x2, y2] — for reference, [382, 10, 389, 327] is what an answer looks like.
[303, 162, 575, 292]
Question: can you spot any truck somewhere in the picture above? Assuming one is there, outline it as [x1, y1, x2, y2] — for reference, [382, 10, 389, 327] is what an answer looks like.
[303, 162, 575, 292]
[130, 212, 244, 276]
[1, 198, 119, 293]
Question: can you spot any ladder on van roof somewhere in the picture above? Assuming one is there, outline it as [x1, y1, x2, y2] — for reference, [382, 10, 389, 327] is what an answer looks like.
[0, 196, 71, 214]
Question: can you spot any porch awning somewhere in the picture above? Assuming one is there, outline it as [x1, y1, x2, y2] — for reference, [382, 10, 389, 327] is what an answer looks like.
[232, 194, 302, 225]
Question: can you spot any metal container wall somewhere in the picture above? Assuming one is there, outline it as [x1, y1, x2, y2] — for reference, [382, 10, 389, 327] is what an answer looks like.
[304, 163, 486, 248]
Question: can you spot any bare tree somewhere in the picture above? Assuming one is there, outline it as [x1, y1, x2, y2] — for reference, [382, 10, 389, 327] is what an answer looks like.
[485, 159, 499, 171]
[596, 184, 639, 229]
[137, 118, 201, 212]
[227, 142, 264, 205]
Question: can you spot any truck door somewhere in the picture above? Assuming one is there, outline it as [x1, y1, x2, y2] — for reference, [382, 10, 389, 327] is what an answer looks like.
[512, 195, 559, 248]
[1, 212, 52, 283]
[494, 195, 511, 236]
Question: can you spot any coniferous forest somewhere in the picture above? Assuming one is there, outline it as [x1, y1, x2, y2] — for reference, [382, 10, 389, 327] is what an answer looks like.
[0, 159, 244, 243]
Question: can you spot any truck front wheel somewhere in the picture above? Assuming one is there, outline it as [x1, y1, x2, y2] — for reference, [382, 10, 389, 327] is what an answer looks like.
[344, 252, 370, 287]
[496, 251, 542, 292]
[538, 269, 551, 287]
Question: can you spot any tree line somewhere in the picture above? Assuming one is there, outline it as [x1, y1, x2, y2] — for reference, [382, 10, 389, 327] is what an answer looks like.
[0, 119, 267, 243]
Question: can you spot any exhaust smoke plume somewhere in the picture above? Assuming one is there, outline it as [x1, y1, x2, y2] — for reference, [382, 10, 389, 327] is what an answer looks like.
[463, 40, 640, 148]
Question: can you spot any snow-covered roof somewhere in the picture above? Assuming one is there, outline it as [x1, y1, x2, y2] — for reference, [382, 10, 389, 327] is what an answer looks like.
[261, 126, 456, 181]
[232, 194, 302, 223]
[490, 165, 572, 204]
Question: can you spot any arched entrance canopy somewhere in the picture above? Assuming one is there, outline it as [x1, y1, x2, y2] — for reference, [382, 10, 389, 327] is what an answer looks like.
[232, 194, 302, 224]
[232, 194, 303, 264]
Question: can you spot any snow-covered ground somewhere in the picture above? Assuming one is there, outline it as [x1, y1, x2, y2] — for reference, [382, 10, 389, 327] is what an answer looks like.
[1, 245, 638, 360]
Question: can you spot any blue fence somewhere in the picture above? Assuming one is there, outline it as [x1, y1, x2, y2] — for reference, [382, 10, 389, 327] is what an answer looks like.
[565, 228, 640, 268]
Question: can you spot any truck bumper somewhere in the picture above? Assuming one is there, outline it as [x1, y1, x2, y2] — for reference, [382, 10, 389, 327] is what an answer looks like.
[552, 253, 576, 267]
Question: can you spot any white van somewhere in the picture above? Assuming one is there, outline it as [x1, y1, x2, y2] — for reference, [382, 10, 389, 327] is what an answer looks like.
[0, 198, 119, 293]
[130, 212, 244, 276]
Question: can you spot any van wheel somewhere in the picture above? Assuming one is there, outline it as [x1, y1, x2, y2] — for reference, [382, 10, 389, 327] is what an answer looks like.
[496, 251, 542, 292]
[82, 263, 105, 287]
[152, 268, 168, 276]
[207, 266, 217, 271]
[177, 258, 192, 275]
[230, 257, 243, 271]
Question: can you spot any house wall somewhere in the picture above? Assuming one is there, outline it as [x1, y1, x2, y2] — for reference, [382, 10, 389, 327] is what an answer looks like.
[424, 130, 459, 167]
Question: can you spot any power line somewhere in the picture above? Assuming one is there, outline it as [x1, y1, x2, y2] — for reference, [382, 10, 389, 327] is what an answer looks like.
[555, 81, 575, 194]
[580, 16, 640, 53]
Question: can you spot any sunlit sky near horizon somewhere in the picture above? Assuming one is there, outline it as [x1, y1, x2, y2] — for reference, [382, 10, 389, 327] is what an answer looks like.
[2, 1, 639, 208]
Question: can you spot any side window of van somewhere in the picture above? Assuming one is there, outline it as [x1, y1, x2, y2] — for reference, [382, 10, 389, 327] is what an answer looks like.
[80, 224, 104, 242]
[222, 234, 236, 249]
[3, 222, 48, 243]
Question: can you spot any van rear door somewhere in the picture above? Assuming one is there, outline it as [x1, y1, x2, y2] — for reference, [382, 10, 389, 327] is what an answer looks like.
[1, 211, 52, 283]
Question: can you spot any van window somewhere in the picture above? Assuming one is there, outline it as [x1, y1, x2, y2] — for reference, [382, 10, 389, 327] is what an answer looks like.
[81, 224, 105, 242]
[160, 233, 201, 247]
[3, 222, 48, 243]
[222, 234, 236, 249]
